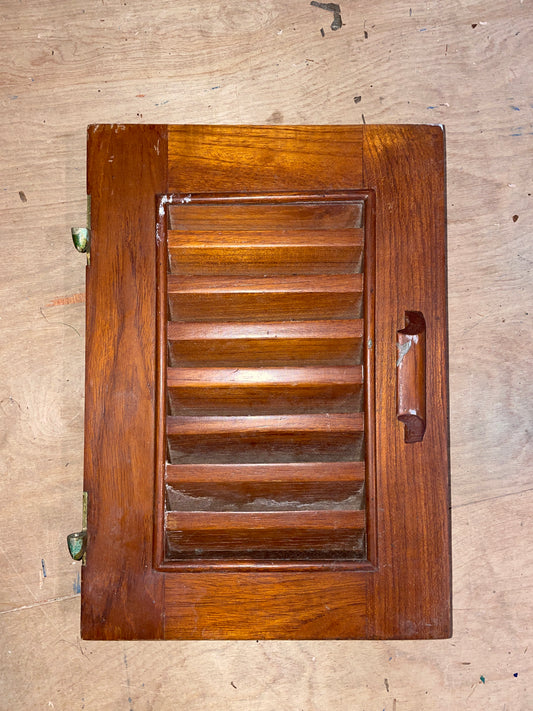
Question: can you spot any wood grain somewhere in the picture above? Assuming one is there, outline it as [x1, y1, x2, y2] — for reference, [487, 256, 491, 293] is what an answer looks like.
[168, 125, 364, 192]
[168, 228, 363, 275]
[363, 124, 451, 638]
[164, 572, 368, 639]
[167, 319, 364, 366]
[166, 365, 363, 415]
[81, 125, 451, 638]
[166, 413, 365, 465]
[167, 274, 363, 322]
[168, 200, 363, 231]
[165, 462, 365, 504]
[81, 124, 167, 639]
[397, 310, 427, 443]
[154, 181, 369, 579]
[165, 510, 366, 555]
[2, 0, 531, 705]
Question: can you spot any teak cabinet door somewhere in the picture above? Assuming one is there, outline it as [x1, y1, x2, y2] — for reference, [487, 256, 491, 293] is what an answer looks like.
[81, 124, 450, 640]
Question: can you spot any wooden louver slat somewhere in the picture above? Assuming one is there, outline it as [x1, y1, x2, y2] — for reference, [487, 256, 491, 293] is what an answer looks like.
[165, 462, 366, 508]
[155, 192, 373, 568]
[167, 320, 364, 367]
[166, 366, 363, 416]
[167, 228, 364, 275]
[165, 510, 367, 558]
[167, 273, 363, 322]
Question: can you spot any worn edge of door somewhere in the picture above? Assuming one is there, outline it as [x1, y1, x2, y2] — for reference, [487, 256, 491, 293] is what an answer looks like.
[80, 124, 450, 640]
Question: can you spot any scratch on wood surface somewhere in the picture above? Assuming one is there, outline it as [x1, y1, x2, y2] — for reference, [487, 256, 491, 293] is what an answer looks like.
[451, 486, 533, 510]
[0, 594, 79, 615]
[396, 339, 412, 366]
[46, 292, 86, 307]
[39, 307, 81, 336]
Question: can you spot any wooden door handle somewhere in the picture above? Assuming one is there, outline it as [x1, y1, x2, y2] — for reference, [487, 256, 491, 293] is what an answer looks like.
[396, 311, 426, 443]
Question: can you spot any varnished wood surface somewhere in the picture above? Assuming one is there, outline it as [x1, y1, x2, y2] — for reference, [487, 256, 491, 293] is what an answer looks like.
[165, 461, 365, 504]
[86, 127, 446, 630]
[166, 413, 365, 465]
[167, 273, 363, 322]
[82, 124, 167, 639]
[397, 310, 427, 443]
[157, 148, 370, 579]
[1, 0, 531, 707]
[166, 366, 363, 416]
[168, 319, 364, 366]
[364, 124, 450, 638]
[168, 200, 364, 231]
[168, 125, 364, 192]
[168, 228, 364, 275]
[164, 571, 368, 639]
[165, 509, 366, 556]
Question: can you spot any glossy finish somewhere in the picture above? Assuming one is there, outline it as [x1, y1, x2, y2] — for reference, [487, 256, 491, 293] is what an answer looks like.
[397, 310, 427, 443]
[81, 124, 450, 640]
[363, 124, 450, 639]
[155, 189, 370, 572]
[167, 125, 364, 192]
[82, 124, 167, 639]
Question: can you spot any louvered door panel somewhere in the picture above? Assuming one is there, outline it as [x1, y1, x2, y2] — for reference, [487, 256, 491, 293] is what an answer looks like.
[82, 124, 450, 640]
[154, 192, 374, 568]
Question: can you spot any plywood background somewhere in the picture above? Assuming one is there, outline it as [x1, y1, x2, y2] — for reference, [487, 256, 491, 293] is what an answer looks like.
[0, 1, 531, 708]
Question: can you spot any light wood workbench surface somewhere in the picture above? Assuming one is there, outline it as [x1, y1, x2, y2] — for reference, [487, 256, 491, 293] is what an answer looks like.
[0, 1, 531, 708]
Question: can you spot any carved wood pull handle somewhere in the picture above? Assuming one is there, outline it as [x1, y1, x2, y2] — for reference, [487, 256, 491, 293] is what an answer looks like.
[396, 311, 426, 443]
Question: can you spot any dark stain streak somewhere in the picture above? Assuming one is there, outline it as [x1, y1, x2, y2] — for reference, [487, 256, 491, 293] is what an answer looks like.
[123, 652, 134, 710]
[361, 113, 366, 124]
[19, 190, 27, 203]
[39, 307, 81, 337]
[266, 110, 284, 125]
[320, 27, 325, 37]
[310, 2, 342, 31]
[231, 681, 237, 689]
[451, 486, 533, 510]
[364, 30, 368, 39]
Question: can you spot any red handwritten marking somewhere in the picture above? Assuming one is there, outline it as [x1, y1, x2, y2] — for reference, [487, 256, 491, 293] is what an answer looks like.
[46, 292, 86, 307]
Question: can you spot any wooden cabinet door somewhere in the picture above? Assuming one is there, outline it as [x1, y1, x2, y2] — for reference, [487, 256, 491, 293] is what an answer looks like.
[80, 124, 450, 639]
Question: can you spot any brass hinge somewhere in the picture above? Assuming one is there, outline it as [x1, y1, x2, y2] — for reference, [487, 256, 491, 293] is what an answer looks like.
[71, 195, 91, 264]
[67, 491, 88, 565]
